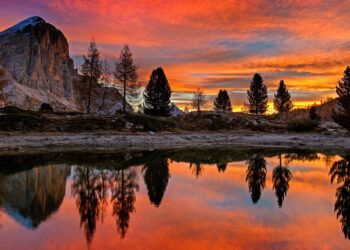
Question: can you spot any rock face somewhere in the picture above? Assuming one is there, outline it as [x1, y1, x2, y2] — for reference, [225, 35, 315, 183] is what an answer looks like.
[0, 16, 77, 110]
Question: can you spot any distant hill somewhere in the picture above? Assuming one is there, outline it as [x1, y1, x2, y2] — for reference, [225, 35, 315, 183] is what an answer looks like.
[282, 98, 337, 121]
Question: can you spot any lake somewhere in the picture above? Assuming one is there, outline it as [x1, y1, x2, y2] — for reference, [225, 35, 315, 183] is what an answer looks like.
[0, 147, 349, 249]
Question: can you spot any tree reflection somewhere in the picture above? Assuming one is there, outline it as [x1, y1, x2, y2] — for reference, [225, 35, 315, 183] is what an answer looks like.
[72, 166, 139, 243]
[190, 162, 203, 179]
[71, 167, 108, 244]
[329, 154, 350, 239]
[246, 156, 267, 204]
[110, 168, 139, 238]
[272, 155, 292, 207]
[142, 158, 170, 207]
[216, 162, 228, 173]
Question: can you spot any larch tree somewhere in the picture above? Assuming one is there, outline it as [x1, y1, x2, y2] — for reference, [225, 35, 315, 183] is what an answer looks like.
[79, 40, 102, 114]
[192, 88, 207, 113]
[273, 80, 293, 114]
[114, 45, 140, 112]
[247, 73, 268, 115]
[332, 66, 350, 130]
[143, 67, 172, 116]
[213, 89, 232, 112]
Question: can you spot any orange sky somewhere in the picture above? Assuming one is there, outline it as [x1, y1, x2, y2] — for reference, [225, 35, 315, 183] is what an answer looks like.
[1, 0, 350, 111]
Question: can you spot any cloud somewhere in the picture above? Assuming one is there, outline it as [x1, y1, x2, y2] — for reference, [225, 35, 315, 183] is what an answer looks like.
[0, 0, 349, 109]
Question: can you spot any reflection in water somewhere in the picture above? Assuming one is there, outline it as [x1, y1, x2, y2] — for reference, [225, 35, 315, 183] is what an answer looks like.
[71, 167, 109, 244]
[110, 168, 139, 238]
[330, 154, 350, 239]
[142, 158, 170, 207]
[0, 165, 70, 228]
[72, 167, 139, 242]
[190, 162, 203, 179]
[216, 162, 228, 173]
[246, 155, 267, 204]
[272, 155, 292, 207]
[1, 148, 350, 249]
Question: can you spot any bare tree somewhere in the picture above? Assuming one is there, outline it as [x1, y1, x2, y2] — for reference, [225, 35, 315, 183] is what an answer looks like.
[191, 88, 207, 113]
[114, 45, 140, 112]
[79, 40, 102, 114]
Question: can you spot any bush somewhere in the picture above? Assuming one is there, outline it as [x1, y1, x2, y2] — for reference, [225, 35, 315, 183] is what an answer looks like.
[39, 103, 54, 112]
[287, 119, 318, 132]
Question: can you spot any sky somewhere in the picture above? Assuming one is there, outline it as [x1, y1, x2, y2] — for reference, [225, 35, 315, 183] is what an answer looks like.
[1, 0, 350, 111]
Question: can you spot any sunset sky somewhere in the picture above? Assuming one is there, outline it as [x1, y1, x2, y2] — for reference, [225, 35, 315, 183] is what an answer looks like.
[1, 0, 350, 111]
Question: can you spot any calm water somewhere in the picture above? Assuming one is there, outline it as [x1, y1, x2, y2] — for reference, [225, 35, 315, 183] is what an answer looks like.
[0, 148, 350, 250]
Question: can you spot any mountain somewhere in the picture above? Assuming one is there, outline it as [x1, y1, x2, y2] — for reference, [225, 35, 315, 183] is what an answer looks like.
[0, 16, 77, 110]
[169, 103, 184, 116]
[0, 16, 131, 113]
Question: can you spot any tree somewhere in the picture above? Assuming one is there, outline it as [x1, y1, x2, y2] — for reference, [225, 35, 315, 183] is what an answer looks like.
[110, 168, 139, 238]
[0, 68, 8, 106]
[142, 157, 170, 207]
[273, 80, 293, 114]
[332, 66, 350, 130]
[247, 73, 268, 115]
[192, 88, 207, 113]
[329, 154, 350, 239]
[114, 45, 140, 112]
[144, 67, 172, 116]
[79, 40, 102, 114]
[214, 89, 232, 112]
[272, 155, 292, 207]
[246, 155, 267, 204]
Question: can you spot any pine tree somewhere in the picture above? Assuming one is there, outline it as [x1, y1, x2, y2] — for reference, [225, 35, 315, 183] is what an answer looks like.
[144, 67, 172, 116]
[114, 45, 140, 112]
[192, 88, 207, 113]
[247, 73, 268, 115]
[273, 80, 293, 114]
[309, 104, 320, 121]
[214, 89, 232, 112]
[332, 66, 350, 130]
[79, 40, 102, 114]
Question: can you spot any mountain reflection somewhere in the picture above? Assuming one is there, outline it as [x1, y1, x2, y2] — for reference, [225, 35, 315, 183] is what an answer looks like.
[0, 165, 70, 228]
[272, 155, 292, 207]
[329, 154, 350, 239]
[142, 157, 170, 207]
[246, 155, 267, 204]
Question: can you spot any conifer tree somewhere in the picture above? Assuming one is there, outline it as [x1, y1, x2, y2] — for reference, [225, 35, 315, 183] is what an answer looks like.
[114, 45, 140, 112]
[332, 66, 350, 130]
[273, 80, 293, 114]
[247, 73, 268, 115]
[79, 40, 102, 114]
[144, 67, 172, 116]
[214, 89, 232, 112]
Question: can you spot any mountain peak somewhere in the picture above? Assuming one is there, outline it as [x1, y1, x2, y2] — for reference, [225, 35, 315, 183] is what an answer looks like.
[0, 16, 46, 35]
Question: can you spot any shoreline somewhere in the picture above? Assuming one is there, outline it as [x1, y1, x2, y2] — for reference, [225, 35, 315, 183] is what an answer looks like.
[1, 131, 349, 154]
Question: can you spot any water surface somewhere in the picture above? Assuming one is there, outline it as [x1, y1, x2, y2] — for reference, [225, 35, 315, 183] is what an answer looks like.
[0, 148, 349, 249]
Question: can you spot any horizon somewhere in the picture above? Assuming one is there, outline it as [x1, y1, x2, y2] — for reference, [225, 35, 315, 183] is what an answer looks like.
[1, 1, 349, 112]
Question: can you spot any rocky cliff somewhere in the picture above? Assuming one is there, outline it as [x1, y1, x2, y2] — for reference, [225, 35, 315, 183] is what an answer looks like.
[0, 16, 77, 110]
